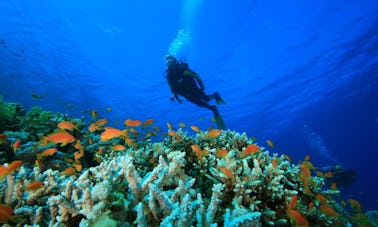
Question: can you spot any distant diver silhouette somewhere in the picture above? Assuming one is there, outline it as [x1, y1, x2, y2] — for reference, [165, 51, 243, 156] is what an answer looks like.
[164, 55, 226, 129]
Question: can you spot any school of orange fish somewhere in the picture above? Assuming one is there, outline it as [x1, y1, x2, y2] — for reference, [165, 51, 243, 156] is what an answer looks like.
[0, 109, 373, 226]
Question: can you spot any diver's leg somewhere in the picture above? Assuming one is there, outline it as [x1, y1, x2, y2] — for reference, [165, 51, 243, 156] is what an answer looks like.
[186, 97, 226, 129]
[210, 105, 226, 129]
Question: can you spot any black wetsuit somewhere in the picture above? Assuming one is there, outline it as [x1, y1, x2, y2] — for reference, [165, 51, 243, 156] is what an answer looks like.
[166, 62, 217, 113]
[165, 60, 226, 129]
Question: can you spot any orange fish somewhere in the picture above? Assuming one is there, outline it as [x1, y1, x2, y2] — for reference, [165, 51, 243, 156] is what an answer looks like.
[178, 123, 186, 128]
[242, 144, 260, 156]
[97, 147, 104, 155]
[190, 125, 201, 133]
[100, 127, 126, 141]
[57, 121, 77, 131]
[330, 182, 338, 190]
[219, 167, 234, 181]
[324, 171, 333, 178]
[168, 131, 177, 137]
[166, 122, 173, 131]
[287, 208, 309, 226]
[74, 150, 84, 161]
[266, 139, 274, 148]
[106, 107, 112, 112]
[215, 149, 229, 158]
[348, 199, 362, 212]
[95, 118, 108, 126]
[91, 109, 98, 119]
[0, 134, 7, 143]
[74, 140, 84, 150]
[113, 144, 126, 151]
[308, 202, 315, 211]
[125, 138, 133, 146]
[37, 148, 58, 159]
[300, 163, 311, 178]
[124, 119, 142, 127]
[316, 194, 327, 204]
[42, 131, 76, 146]
[283, 154, 293, 163]
[288, 195, 298, 210]
[191, 145, 208, 161]
[0, 166, 8, 179]
[206, 129, 222, 138]
[88, 123, 100, 132]
[7, 160, 23, 173]
[272, 158, 277, 168]
[13, 140, 21, 153]
[25, 181, 44, 191]
[143, 119, 154, 128]
[62, 167, 76, 175]
[319, 204, 338, 217]
[0, 204, 19, 224]
[304, 155, 310, 161]
[74, 163, 83, 172]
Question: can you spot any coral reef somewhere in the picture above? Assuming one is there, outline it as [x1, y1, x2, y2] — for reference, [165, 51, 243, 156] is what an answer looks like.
[0, 102, 376, 226]
[0, 96, 24, 132]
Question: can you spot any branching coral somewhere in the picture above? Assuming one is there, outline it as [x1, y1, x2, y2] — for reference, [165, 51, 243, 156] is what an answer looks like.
[0, 115, 373, 226]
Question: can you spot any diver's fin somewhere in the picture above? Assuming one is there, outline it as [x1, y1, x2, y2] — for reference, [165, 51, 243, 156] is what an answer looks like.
[213, 92, 226, 105]
[214, 112, 226, 129]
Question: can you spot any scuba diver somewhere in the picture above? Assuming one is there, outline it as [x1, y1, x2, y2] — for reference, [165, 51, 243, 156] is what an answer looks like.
[164, 55, 226, 129]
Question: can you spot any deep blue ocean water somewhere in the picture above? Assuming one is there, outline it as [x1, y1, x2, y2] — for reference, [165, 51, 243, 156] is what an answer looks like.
[1, 1, 378, 210]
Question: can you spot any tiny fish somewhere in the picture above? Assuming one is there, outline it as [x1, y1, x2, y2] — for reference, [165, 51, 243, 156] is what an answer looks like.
[143, 119, 154, 128]
[37, 148, 58, 159]
[100, 127, 126, 141]
[266, 139, 274, 148]
[7, 160, 23, 173]
[95, 118, 108, 126]
[219, 167, 234, 181]
[13, 140, 21, 153]
[91, 109, 98, 119]
[215, 149, 229, 158]
[242, 144, 260, 156]
[124, 119, 142, 127]
[206, 129, 222, 138]
[31, 93, 43, 99]
[57, 121, 77, 131]
[26, 181, 44, 191]
[190, 125, 201, 133]
[113, 144, 126, 151]
[62, 167, 76, 175]
[41, 131, 76, 146]
[166, 122, 173, 131]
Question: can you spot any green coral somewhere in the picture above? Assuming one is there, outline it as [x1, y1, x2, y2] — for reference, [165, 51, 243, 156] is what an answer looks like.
[19, 107, 66, 141]
[0, 96, 23, 132]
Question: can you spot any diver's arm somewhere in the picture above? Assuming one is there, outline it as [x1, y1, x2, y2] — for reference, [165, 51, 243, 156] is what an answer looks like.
[168, 84, 183, 103]
[170, 93, 183, 103]
[185, 69, 205, 90]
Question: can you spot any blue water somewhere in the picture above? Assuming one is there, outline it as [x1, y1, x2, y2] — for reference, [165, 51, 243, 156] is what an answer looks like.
[1, 1, 378, 210]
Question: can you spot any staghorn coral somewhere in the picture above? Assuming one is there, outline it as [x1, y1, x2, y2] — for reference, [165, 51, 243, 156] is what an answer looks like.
[0, 125, 372, 226]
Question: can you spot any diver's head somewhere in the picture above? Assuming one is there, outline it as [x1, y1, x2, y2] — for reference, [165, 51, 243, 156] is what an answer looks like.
[165, 55, 177, 67]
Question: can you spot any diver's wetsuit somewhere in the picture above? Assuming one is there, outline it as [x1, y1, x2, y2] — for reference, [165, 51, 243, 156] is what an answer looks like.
[165, 57, 225, 129]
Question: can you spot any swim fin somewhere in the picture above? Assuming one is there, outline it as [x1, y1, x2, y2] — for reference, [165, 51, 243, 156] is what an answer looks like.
[213, 92, 226, 105]
[214, 112, 226, 129]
